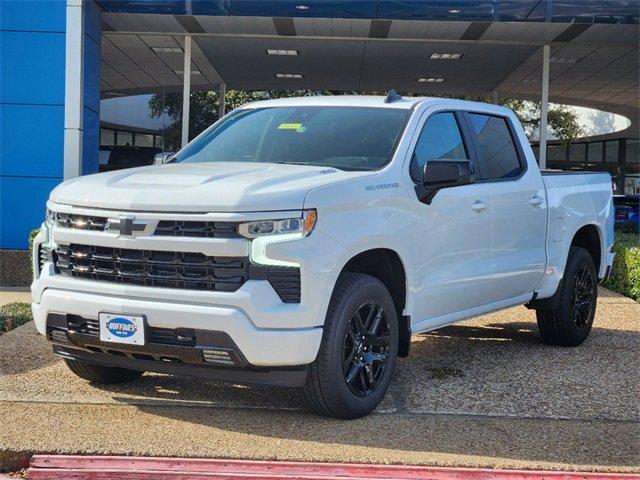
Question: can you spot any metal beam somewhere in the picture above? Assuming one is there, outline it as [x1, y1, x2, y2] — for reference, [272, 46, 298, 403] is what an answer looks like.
[218, 83, 226, 118]
[539, 44, 550, 170]
[64, 0, 84, 179]
[181, 35, 192, 148]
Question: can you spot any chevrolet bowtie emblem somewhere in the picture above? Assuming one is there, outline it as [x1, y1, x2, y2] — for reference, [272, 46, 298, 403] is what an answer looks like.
[106, 216, 147, 236]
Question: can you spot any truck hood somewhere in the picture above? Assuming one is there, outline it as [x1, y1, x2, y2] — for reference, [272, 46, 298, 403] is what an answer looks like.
[50, 162, 368, 212]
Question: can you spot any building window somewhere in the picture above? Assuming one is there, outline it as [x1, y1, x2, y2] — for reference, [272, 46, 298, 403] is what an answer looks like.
[100, 128, 115, 146]
[117, 131, 133, 146]
[569, 143, 586, 170]
[605, 141, 620, 175]
[547, 144, 566, 170]
[587, 142, 603, 171]
[135, 133, 154, 147]
[625, 139, 639, 195]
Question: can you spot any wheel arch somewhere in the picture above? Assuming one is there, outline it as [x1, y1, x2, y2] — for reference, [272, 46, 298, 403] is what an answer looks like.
[339, 248, 411, 357]
[529, 222, 604, 311]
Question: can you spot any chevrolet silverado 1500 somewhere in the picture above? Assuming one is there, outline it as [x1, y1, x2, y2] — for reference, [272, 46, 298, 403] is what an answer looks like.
[32, 94, 614, 418]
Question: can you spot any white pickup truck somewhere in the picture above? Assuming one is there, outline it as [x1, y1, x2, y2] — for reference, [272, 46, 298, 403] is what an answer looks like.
[32, 94, 615, 418]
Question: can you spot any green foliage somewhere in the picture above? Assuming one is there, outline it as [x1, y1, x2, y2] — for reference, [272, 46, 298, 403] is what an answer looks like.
[604, 233, 640, 302]
[0, 302, 33, 334]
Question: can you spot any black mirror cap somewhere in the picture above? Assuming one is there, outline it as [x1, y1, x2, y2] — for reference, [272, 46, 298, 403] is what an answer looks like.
[416, 159, 475, 204]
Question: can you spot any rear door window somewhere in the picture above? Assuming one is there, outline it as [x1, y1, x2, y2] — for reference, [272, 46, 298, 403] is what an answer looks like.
[467, 113, 522, 180]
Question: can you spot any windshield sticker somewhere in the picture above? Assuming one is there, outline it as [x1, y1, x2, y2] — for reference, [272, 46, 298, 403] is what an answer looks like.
[278, 123, 303, 130]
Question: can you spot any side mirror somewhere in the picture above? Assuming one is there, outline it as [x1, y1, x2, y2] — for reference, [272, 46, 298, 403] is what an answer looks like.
[416, 159, 475, 204]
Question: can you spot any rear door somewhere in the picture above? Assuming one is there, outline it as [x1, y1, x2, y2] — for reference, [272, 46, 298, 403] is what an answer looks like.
[463, 112, 547, 302]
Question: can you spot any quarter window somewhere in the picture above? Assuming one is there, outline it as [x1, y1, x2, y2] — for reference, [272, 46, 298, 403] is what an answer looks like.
[468, 113, 522, 180]
[411, 112, 467, 177]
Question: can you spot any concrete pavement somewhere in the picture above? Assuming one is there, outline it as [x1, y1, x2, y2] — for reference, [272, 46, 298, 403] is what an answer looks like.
[0, 288, 638, 472]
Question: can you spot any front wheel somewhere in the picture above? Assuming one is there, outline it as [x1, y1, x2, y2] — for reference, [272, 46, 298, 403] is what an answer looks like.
[302, 273, 398, 419]
[536, 246, 598, 347]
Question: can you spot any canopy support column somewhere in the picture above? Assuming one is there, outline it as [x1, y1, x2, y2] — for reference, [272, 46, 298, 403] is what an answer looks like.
[63, 0, 84, 179]
[181, 35, 192, 149]
[218, 83, 226, 118]
[539, 44, 550, 170]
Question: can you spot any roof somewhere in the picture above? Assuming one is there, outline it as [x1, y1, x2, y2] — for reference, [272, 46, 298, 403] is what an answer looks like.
[241, 95, 515, 116]
[242, 95, 425, 109]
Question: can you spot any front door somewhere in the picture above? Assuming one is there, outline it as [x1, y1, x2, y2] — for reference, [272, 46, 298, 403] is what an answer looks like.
[410, 110, 495, 327]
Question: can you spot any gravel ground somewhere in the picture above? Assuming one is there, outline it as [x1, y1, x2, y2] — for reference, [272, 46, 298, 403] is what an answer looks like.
[0, 287, 638, 472]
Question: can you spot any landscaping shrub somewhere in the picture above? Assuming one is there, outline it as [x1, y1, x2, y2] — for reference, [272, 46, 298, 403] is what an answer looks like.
[604, 233, 640, 302]
[0, 302, 33, 333]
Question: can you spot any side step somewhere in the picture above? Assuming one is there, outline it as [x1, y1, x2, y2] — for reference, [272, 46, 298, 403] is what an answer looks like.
[27, 455, 637, 479]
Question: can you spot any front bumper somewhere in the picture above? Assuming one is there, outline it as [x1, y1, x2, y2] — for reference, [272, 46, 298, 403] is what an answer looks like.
[32, 286, 323, 371]
[47, 311, 309, 387]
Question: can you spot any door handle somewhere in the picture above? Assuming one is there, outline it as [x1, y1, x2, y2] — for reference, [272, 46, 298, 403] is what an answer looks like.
[471, 201, 488, 212]
[529, 195, 545, 207]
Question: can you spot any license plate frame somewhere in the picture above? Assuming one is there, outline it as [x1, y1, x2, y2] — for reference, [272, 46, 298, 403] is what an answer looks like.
[99, 313, 146, 346]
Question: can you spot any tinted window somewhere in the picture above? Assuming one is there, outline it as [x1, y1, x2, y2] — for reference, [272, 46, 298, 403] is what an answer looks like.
[412, 112, 467, 173]
[468, 114, 522, 180]
[174, 107, 409, 171]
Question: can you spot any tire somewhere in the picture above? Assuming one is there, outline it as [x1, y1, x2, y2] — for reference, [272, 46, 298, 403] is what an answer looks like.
[64, 358, 144, 384]
[536, 246, 598, 347]
[302, 273, 399, 419]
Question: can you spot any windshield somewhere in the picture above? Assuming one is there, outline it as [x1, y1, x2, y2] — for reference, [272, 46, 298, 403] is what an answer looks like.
[173, 106, 409, 171]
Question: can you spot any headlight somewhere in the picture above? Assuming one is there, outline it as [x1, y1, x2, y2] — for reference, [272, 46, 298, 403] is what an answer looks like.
[239, 210, 317, 239]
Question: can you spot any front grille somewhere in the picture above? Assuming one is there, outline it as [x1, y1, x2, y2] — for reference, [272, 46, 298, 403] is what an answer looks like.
[55, 213, 107, 231]
[54, 244, 301, 302]
[56, 244, 248, 292]
[54, 213, 240, 238]
[154, 220, 239, 238]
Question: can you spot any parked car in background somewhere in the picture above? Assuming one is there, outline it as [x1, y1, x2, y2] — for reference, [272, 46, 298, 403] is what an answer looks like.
[99, 146, 161, 172]
[32, 94, 615, 419]
[614, 195, 640, 233]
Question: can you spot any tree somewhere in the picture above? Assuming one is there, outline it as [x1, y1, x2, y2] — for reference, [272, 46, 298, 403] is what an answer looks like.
[149, 90, 583, 151]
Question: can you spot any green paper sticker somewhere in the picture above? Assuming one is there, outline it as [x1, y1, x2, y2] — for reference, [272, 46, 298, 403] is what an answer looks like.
[278, 123, 302, 130]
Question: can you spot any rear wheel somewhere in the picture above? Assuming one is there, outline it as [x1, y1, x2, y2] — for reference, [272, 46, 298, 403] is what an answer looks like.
[303, 273, 398, 419]
[536, 247, 598, 346]
[64, 359, 144, 384]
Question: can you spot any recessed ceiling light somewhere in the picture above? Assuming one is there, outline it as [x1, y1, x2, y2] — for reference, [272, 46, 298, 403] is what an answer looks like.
[152, 47, 183, 54]
[174, 70, 202, 75]
[267, 49, 299, 56]
[276, 73, 303, 79]
[295, 5, 310, 9]
[430, 53, 463, 60]
[549, 57, 580, 64]
[448, 9, 461, 14]
[417, 77, 445, 83]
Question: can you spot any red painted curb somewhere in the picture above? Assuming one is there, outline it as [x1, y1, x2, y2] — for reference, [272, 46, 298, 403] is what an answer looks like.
[27, 455, 639, 480]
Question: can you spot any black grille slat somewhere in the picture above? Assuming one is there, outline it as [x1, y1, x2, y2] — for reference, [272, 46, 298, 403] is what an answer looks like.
[154, 220, 239, 238]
